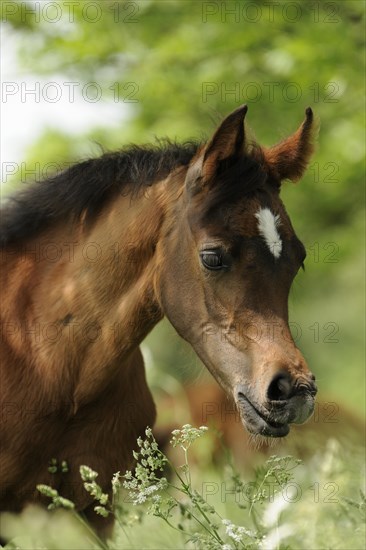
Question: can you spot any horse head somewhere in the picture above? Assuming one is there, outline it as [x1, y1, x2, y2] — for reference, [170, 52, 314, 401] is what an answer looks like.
[158, 105, 317, 438]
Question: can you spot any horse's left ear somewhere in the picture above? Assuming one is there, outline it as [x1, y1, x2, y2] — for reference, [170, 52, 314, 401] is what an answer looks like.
[203, 104, 248, 168]
[263, 108, 318, 183]
[187, 104, 248, 190]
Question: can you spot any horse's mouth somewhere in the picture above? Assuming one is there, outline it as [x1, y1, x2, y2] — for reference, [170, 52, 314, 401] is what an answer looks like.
[236, 393, 290, 438]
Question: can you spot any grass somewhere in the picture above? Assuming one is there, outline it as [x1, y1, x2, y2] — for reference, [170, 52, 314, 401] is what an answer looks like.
[1, 425, 365, 550]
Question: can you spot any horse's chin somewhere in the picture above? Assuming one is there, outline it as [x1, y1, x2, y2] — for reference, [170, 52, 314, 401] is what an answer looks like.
[236, 393, 290, 439]
[244, 418, 290, 439]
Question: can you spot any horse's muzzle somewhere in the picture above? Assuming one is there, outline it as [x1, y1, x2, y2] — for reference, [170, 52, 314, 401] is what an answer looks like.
[235, 381, 317, 438]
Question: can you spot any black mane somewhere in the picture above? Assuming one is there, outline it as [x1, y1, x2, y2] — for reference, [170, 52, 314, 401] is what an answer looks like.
[0, 140, 200, 246]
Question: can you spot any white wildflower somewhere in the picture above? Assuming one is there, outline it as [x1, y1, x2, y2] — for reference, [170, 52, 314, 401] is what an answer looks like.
[222, 518, 254, 543]
[170, 424, 208, 449]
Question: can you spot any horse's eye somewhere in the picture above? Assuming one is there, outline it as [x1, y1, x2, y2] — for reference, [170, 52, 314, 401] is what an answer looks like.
[200, 251, 224, 270]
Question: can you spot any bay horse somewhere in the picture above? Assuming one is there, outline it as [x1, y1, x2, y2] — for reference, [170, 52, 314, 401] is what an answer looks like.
[0, 105, 317, 529]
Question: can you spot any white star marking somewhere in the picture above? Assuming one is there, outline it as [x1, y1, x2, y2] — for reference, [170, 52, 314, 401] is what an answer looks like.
[255, 207, 282, 259]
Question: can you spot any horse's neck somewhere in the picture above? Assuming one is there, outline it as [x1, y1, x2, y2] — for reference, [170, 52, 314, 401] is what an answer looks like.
[5, 177, 180, 408]
[67, 183, 176, 405]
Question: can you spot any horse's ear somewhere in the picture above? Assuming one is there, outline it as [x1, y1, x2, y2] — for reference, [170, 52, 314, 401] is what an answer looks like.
[203, 104, 248, 168]
[187, 104, 248, 190]
[263, 108, 318, 183]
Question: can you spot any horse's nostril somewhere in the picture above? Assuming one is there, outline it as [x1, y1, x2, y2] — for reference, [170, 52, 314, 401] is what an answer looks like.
[308, 379, 318, 396]
[267, 373, 292, 401]
[294, 374, 317, 396]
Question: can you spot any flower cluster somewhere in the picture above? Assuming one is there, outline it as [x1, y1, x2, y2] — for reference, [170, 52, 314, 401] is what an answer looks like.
[170, 424, 208, 450]
[111, 471, 122, 495]
[47, 458, 69, 474]
[258, 455, 302, 499]
[37, 484, 74, 510]
[222, 518, 256, 544]
[123, 427, 168, 506]
[80, 465, 110, 517]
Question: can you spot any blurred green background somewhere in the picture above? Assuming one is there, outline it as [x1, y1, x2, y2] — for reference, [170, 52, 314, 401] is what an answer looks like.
[3, 0, 365, 422]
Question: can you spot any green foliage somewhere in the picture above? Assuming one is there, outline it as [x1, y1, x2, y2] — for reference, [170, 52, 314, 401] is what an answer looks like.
[1, 427, 365, 549]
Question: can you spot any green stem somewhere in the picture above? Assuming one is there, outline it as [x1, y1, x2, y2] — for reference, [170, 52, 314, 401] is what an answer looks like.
[73, 511, 109, 550]
[169, 493, 224, 545]
[158, 514, 192, 538]
[168, 451, 224, 544]
[113, 510, 133, 547]
[183, 447, 192, 487]
[193, 503, 224, 544]
[248, 505, 262, 534]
